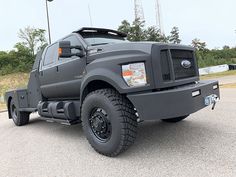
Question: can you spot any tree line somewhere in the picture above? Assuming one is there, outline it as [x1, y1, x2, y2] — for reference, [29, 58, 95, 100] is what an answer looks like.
[118, 19, 236, 68]
[118, 19, 181, 44]
[0, 27, 47, 75]
[0, 21, 236, 75]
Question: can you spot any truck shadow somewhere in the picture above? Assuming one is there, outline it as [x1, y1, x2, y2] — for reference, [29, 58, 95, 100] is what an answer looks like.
[124, 118, 218, 158]
[28, 115, 218, 158]
[29, 116, 84, 137]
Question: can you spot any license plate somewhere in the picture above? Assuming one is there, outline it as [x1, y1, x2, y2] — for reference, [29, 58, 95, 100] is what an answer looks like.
[204, 94, 218, 106]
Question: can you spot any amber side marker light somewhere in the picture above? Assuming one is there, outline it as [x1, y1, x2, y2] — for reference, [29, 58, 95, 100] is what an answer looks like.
[58, 48, 62, 56]
[122, 70, 133, 77]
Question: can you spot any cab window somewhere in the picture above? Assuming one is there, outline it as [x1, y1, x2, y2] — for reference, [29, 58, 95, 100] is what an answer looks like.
[43, 43, 58, 66]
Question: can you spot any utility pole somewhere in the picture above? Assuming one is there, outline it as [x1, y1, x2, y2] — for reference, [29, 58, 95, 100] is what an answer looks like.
[134, 0, 145, 22]
[155, 0, 164, 34]
[46, 0, 53, 44]
[88, 4, 93, 27]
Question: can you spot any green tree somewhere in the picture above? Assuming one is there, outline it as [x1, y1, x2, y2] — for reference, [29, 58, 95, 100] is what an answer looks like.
[18, 26, 48, 56]
[118, 18, 145, 41]
[168, 27, 181, 44]
[191, 38, 207, 51]
[13, 43, 34, 72]
[144, 26, 167, 42]
[129, 18, 146, 41]
[0, 27, 48, 75]
[118, 20, 132, 40]
[118, 19, 169, 42]
[223, 45, 230, 50]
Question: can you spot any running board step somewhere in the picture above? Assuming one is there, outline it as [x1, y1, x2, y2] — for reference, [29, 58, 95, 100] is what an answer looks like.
[43, 117, 80, 125]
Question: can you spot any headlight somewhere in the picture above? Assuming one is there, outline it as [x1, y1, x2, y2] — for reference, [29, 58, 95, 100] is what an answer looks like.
[122, 62, 147, 87]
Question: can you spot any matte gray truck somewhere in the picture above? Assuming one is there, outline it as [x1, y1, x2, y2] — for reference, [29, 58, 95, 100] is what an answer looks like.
[5, 27, 220, 156]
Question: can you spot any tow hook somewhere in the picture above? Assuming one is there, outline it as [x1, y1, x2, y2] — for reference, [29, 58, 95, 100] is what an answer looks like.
[204, 94, 219, 110]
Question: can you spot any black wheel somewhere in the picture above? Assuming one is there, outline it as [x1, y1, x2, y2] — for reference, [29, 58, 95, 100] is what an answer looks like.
[161, 115, 189, 123]
[81, 89, 138, 157]
[10, 100, 30, 126]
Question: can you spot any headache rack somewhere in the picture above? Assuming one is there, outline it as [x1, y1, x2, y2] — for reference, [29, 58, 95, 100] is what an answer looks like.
[73, 27, 127, 38]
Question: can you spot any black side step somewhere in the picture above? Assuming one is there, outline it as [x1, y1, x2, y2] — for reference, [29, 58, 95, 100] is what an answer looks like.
[40, 117, 80, 125]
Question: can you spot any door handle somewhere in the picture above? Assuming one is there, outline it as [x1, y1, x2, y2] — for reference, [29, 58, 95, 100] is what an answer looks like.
[56, 66, 59, 72]
[40, 71, 43, 76]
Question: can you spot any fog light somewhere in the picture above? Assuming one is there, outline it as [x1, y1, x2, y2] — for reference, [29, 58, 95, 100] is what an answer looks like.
[213, 84, 218, 90]
[192, 90, 201, 97]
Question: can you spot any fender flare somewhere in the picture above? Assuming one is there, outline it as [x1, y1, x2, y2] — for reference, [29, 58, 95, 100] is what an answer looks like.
[80, 68, 127, 101]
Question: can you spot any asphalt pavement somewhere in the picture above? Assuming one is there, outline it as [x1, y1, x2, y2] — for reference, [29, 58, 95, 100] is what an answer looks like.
[0, 88, 235, 177]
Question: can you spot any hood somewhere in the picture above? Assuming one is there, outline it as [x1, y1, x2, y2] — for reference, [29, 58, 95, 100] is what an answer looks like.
[86, 42, 156, 63]
[86, 41, 194, 63]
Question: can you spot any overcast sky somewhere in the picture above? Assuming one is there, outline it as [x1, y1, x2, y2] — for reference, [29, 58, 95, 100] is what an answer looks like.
[0, 0, 235, 51]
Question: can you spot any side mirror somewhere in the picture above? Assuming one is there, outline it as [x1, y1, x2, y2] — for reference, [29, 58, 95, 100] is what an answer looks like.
[59, 41, 72, 58]
[58, 41, 84, 58]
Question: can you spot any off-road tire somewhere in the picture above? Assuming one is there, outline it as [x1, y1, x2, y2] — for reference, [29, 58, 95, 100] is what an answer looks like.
[81, 89, 138, 157]
[10, 100, 30, 126]
[161, 115, 189, 123]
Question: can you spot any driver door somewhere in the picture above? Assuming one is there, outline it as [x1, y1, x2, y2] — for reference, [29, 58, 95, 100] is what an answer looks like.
[52, 34, 87, 99]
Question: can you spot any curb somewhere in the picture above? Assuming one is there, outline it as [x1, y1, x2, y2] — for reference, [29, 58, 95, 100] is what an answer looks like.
[0, 110, 7, 113]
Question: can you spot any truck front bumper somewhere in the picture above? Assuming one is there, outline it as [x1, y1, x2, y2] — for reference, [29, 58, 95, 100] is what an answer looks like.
[127, 80, 220, 121]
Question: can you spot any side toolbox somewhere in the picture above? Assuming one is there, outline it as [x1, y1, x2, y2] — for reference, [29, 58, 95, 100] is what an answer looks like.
[5, 89, 29, 118]
[5, 89, 29, 112]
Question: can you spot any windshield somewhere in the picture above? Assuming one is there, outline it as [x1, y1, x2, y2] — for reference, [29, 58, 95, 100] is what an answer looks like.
[81, 33, 128, 46]
[84, 37, 127, 46]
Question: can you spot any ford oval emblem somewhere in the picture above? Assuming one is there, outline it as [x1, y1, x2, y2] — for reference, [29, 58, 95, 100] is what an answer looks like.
[181, 60, 192, 69]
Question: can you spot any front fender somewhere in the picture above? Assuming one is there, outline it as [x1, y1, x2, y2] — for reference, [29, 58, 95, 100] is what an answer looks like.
[80, 49, 155, 102]
[81, 68, 126, 95]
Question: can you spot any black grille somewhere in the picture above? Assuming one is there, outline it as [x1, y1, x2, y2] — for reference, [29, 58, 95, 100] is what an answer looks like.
[160, 50, 171, 81]
[171, 50, 196, 80]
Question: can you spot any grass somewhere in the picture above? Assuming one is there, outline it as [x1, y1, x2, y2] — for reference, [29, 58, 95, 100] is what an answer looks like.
[201, 70, 236, 88]
[200, 70, 236, 80]
[0, 73, 29, 95]
[220, 83, 236, 88]
[0, 73, 29, 110]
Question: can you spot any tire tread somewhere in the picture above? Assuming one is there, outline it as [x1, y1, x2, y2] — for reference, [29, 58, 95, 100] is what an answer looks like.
[82, 89, 138, 157]
[10, 100, 29, 126]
